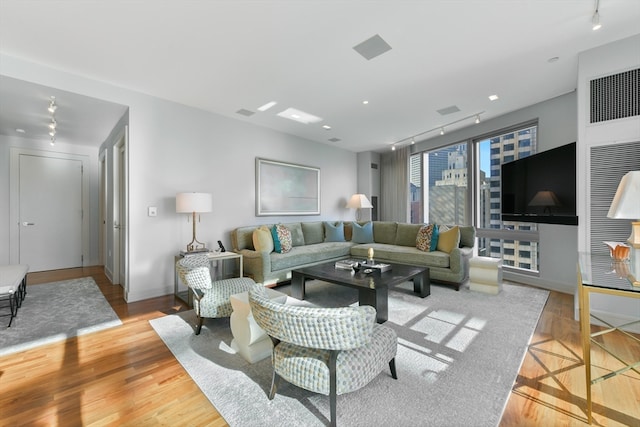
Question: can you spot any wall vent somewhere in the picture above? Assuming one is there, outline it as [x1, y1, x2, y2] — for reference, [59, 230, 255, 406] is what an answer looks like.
[590, 68, 639, 123]
[371, 163, 378, 169]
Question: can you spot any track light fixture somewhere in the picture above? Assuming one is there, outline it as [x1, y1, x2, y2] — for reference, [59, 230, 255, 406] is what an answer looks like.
[388, 111, 484, 150]
[592, 0, 602, 30]
[47, 95, 57, 146]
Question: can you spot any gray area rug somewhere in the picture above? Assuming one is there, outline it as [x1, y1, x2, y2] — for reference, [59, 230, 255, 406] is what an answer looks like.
[150, 281, 549, 426]
[0, 277, 122, 357]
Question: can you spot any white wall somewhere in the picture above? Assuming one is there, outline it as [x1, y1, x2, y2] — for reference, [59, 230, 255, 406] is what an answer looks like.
[576, 34, 640, 325]
[1, 54, 358, 302]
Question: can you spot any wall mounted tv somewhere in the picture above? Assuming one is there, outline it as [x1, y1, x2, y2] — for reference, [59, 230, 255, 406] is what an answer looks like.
[501, 142, 578, 226]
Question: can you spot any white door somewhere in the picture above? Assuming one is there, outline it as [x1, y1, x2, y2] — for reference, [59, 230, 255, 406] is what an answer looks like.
[19, 154, 83, 271]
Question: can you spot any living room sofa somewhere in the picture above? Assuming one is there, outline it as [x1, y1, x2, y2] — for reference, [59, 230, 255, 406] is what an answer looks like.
[231, 221, 475, 290]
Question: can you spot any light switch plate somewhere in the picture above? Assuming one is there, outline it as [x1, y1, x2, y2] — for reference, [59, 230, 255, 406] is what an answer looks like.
[148, 206, 157, 217]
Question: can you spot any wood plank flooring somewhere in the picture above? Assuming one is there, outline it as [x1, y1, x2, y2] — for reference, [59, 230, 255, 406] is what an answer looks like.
[1, 267, 638, 426]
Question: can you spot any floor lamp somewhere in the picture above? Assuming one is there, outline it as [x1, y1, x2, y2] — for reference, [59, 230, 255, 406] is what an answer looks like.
[346, 194, 373, 221]
[176, 192, 212, 253]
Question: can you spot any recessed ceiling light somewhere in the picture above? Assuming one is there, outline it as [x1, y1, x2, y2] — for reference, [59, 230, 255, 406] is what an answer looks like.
[276, 108, 323, 124]
[489, 94, 499, 101]
[322, 125, 332, 130]
[362, 100, 369, 105]
[257, 101, 277, 112]
[16, 128, 25, 133]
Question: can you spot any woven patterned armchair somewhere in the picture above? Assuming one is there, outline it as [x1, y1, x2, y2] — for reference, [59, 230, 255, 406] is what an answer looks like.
[248, 285, 398, 427]
[176, 254, 255, 335]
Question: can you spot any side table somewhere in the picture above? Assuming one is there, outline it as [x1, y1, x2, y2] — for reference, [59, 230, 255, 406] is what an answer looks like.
[174, 251, 244, 307]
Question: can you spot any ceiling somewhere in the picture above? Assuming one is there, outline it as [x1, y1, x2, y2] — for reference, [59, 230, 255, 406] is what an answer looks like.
[0, 1, 639, 152]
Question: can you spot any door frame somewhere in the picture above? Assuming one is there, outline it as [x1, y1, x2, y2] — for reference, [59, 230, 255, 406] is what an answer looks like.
[9, 147, 90, 267]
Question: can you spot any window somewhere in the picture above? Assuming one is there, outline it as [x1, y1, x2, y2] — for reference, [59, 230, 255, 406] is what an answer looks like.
[475, 123, 539, 272]
[409, 143, 468, 225]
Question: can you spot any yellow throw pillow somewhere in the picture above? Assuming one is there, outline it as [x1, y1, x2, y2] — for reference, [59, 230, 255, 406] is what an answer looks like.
[436, 225, 460, 253]
[253, 226, 274, 253]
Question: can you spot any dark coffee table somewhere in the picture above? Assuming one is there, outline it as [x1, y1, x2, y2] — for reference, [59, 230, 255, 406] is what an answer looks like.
[291, 260, 430, 323]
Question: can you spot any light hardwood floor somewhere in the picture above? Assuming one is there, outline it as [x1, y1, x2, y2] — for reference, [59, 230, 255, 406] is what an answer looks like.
[1, 267, 638, 426]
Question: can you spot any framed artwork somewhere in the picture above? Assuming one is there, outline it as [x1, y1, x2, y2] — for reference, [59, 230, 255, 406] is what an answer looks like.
[256, 158, 320, 216]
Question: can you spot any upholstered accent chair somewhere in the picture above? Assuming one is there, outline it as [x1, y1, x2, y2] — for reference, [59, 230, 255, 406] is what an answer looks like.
[176, 254, 255, 335]
[248, 285, 398, 426]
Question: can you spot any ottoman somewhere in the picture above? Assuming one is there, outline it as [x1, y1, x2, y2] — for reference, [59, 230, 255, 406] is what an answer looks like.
[469, 257, 502, 294]
[230, 288, 288, 363]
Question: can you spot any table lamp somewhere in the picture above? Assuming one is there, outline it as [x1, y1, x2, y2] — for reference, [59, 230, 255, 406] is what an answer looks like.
[346, 194, 373, 221]
[176, 192, 212, 252]
[607, 171, 640, 249]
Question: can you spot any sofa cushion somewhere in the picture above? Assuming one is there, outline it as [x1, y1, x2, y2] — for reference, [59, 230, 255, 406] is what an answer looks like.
[416, 224, 435, 252]
[459, 225, 476, 248]
[272, 224, 293, 253]
[395, 223, 423, 247]
[301, 222, 324, 245]
[373, 221, 397, 244]
[437, 225, 460, 254]
[253, 226, 274, 253]
[285, 223, 305, 247]
[271, 242, 354, 271]
[351, 243, 450, 268]
[352, 221, 374, 243]
[324, 221, 346, 242]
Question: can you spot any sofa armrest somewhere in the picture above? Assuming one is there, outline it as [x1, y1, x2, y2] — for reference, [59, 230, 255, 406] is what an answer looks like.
[235, 249, 271, 284]
[449, 247, 463, 274]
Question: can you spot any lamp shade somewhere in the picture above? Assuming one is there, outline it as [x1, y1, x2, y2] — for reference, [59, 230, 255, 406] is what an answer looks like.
[528, 190, 561, 207]
[607, 171, 640, 219]
[176, 192, 212, 213]
[346, 194, 373, 209]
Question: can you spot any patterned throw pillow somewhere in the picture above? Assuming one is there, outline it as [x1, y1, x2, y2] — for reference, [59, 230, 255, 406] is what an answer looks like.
[416, 224, 435, 252]
[271, 224, 292, 253]
[436, 225, 460, 253]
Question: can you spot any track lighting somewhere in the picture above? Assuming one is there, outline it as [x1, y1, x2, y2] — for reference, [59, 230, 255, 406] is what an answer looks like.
[48, 96, 57, 113]
[49, 120, 57, 130]
[440, 128, 445, 135]
[592, 0, 602, 30]
[47, 95, 58, 145]
[475, 115, 480, 124]
[388, 111, 483, 150]
[391, 144, 396, 151]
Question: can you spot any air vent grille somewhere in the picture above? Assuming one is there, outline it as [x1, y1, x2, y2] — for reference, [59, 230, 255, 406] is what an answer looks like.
[590, 68, 639, 123]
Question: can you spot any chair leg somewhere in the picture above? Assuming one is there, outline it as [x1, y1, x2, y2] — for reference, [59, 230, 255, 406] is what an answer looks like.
[389, 358, 398, 379]
[268, 371, 279, 400]
[195, 315, 204, 335]
[329, 350, 339, 427]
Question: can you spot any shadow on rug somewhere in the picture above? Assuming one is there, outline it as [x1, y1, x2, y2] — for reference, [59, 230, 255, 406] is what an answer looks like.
[150, 281, 548, 426]
[0, 277, 122, 357]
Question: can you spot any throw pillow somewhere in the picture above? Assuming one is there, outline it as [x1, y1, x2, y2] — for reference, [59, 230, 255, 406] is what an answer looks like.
[430, 224, 440, 251]
[351, 221, 374, 243]
[324, 221, 345, 242]
[252, 226, 274, 253]
[416, 224, 435, 252]
[436, 225, 460, 254]
[271, 224, 292, 253]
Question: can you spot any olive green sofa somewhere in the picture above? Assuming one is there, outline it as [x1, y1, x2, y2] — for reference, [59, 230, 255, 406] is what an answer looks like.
[231, 221, 475, 290]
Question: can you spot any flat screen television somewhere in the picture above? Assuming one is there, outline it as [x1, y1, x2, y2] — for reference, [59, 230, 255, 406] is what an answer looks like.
[501, 142, 578, 225]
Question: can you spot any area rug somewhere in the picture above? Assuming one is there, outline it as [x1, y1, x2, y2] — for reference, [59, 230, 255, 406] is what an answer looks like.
[150, 281, 548, 426]
[0, 277, 122, 357]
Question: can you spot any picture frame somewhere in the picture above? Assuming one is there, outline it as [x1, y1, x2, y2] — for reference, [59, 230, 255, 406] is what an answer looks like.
[256, 158, 320, 216]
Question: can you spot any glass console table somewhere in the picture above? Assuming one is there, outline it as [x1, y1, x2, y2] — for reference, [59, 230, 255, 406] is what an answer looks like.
[577, 252, 640, 424]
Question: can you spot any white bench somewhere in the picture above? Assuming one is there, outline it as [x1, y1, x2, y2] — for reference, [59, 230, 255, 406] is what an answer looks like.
[469, 257, 502, 294]
[0, 264, 29, 327]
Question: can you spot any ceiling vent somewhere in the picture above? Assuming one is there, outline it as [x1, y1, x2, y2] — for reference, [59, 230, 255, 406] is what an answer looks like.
[353, 34, 392, 60]
[236, 109, 255, 117]
[590, 68, 639, 123]
[437, 105, 461, 115]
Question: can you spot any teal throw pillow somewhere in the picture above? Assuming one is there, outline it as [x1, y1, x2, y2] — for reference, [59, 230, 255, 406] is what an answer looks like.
[324, 221, 345, 242]
[430, 224, 440, 251]
[351, 221, 374, 243]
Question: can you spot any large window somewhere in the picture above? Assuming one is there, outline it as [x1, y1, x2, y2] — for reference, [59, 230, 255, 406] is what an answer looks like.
[409, 122, 540, 273]
[410, 143, 468, 225]
[475, 123, 540, 272]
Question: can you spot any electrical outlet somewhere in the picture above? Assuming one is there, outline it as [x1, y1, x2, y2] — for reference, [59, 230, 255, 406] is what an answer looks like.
[148, 206, 157, 217]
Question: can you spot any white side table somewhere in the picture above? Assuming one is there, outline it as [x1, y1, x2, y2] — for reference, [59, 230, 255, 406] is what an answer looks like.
[230, 288, 287, 363]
